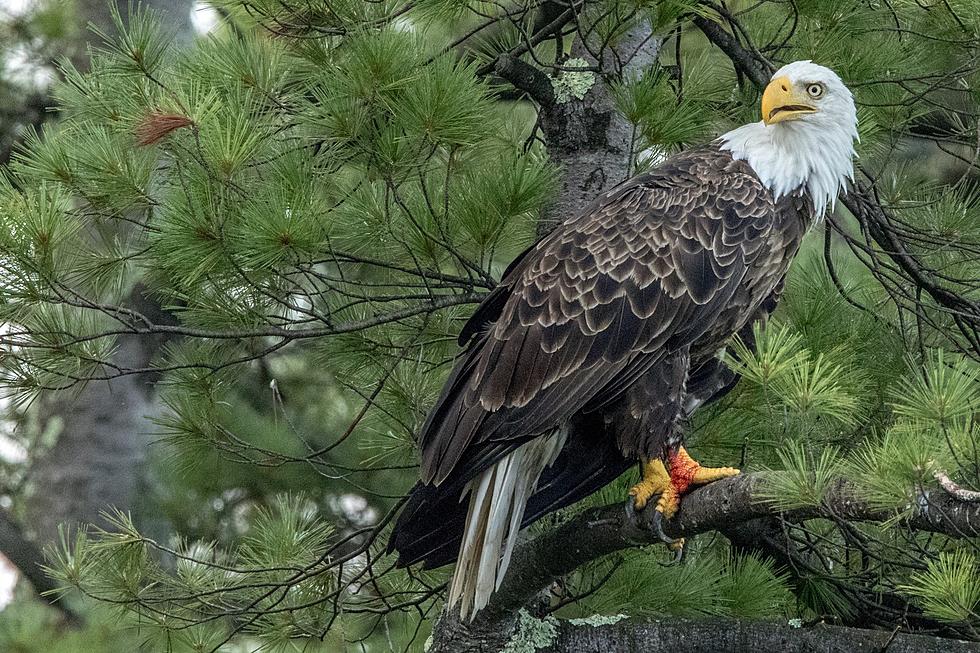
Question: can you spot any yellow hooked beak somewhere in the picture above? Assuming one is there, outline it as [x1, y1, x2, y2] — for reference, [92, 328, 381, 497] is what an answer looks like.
[762, 76, 817, 125]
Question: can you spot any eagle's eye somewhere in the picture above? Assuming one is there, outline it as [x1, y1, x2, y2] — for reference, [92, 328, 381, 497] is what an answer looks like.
[806, 83, 825, 99]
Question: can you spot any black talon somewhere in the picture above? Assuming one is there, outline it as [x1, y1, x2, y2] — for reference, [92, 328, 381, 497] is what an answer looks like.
[651, 510, 680, 546]
[658, 543, 685, 566]
[672, 542, 685, 564]
[624, 495, 638, 521]
[626, 496, 686, 561]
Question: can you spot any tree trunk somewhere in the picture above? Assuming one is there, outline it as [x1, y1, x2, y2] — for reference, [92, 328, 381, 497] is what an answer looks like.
[0, 2, 191, 617]
[536, 23, 662, 235]
[0, 509, 80, 622]
[25, 287, 178, 544]
[21, 0, 193, 545]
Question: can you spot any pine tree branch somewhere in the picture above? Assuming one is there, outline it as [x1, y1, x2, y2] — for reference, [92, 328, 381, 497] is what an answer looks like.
[487, 473, 980, 620]
[842, 186, 980, 320]
[691, 13, 773, 87]
[934, 470, 980, 502]
[429, 473, 980, 652]
[493, 53, 555, 106]
[41, 292, 486, 342]
[541, 615, 980, 653]
[475, 7, 577, 77]
[723, 517, 966, 638]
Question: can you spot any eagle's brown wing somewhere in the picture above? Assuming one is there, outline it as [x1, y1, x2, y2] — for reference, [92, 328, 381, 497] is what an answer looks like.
[419, 146, 778, 486]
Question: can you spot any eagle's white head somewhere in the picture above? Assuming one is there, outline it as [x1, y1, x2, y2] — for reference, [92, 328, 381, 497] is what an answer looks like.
[719, 61, 858, 217]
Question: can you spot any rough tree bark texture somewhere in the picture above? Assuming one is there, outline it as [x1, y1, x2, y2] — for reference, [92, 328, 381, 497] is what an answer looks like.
[543, 617, 980, 653]
[536, 22, 663, 235]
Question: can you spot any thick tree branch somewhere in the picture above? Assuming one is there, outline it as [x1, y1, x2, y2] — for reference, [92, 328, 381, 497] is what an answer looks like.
[429, 473, 980, 651]
[542, 616, 980, 653]
[691, 14, 773, 86]
[488, 473, 980, 620]
[494, 53, 555, 106]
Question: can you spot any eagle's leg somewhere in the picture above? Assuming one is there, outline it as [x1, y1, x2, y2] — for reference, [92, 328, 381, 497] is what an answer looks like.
[651, 447, 739, 542]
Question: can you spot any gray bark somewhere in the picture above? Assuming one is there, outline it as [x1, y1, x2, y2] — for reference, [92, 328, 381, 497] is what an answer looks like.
[426, 610, 518, 653]
[25, 287, 177, 544]
[544, 617, 980, 653]
[536, 23, 662, 235]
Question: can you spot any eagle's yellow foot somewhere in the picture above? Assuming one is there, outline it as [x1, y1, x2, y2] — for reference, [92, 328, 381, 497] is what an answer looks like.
[628, 458, 671, 511]
[627, 459, 685, 556]
[628, 447, 740, 554]
[662, 445, 740, 509]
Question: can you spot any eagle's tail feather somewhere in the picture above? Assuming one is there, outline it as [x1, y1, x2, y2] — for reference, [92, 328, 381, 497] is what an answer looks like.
[449, 431, 566, 620]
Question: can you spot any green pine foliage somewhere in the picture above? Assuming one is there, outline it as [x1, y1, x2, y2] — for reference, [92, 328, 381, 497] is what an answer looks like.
[577, 550, 792, 620]
[901, 551, 980, 623]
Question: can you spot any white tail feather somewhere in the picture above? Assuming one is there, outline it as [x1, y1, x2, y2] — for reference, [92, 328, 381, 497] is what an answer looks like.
[448, 430, 567, 620]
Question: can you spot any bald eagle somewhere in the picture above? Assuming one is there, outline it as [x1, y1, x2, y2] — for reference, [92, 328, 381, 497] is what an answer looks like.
[389, 61, 859, 620]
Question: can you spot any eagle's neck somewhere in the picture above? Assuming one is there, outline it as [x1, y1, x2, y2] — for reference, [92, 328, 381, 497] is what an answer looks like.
[718, 118, 857, 218]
